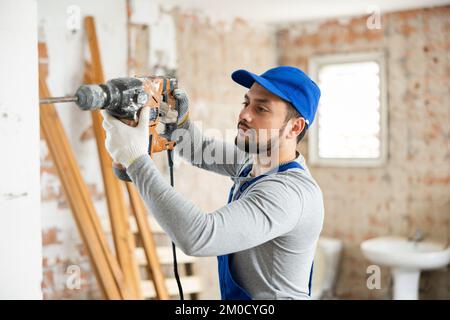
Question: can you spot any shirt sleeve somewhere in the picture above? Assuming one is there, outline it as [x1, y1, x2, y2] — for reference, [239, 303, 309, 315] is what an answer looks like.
[171, 119, 248, 178]
[127, 155, 303, 257]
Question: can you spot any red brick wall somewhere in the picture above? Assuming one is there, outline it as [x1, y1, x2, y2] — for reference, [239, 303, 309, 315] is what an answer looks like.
[277, 6, 450, 299]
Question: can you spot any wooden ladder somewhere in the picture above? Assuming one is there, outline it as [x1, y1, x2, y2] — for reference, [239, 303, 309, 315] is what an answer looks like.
[101, 215, 203, 299]
[39, 41, 131, 300]
[85, 15, 202, 299]
[83, 15, 170, 300]
[39, 16, 203, 300]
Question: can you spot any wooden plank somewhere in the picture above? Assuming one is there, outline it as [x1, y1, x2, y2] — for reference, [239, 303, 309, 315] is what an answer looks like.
[101, 219, 197, 264]
[131, 215, 164, 234]
[84, 16, 142, 299]
[141, 276, 202, 299]
[127, 183, 170, 299]
[84, 16, 105, 84]
[101, 215, 164, 234]
[135, 247, 197, 265]
[39, 76, 125, 299]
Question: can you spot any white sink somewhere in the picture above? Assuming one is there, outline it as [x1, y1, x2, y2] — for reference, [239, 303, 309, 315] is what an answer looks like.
[361, 236, 450, 299]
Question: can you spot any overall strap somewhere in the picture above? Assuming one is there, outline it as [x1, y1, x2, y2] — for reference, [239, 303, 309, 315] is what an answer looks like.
[222, 160, 311, 300]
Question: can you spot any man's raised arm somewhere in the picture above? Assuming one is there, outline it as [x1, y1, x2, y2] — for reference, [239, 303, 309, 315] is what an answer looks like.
[168, 90, 248, 177]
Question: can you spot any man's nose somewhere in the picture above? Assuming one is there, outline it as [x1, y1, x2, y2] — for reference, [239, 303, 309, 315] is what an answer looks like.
[239, 106, 252, 123]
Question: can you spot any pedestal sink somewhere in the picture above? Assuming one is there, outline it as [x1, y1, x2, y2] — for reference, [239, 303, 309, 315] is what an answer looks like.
[361, 236, 450, 300]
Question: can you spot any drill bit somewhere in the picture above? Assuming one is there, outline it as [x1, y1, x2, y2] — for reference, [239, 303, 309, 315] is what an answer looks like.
[40, 96, 78, 105]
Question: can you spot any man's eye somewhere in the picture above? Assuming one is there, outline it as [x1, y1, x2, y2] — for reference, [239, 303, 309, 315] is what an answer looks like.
[257, 106, 268, 112]
[242, 101, 249, 107]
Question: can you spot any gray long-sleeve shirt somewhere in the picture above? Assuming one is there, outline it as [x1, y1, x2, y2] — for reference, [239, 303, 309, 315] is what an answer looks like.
[127, 120, 324, 299]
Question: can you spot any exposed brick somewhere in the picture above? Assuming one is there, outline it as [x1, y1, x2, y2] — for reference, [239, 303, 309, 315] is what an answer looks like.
[278, 6, 450, 299]
[42, 228, 62, 246]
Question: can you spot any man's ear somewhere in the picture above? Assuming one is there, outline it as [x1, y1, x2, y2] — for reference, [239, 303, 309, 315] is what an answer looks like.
[286, 117, 306, 139]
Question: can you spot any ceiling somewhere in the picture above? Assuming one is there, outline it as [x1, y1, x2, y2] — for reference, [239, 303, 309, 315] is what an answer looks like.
[162, 0, 450, 23]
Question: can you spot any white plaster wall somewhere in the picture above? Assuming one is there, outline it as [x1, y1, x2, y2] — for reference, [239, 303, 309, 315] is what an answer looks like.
[130, 0, 178, 72]
[38, 0, 127, 170]
[0, 0, 42, 299]
[37, 0, 127, 298]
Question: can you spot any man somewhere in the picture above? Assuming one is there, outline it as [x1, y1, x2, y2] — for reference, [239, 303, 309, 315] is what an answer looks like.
[102, 66, 324, 300]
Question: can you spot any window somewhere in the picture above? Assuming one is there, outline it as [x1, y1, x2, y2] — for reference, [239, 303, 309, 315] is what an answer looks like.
[308, 52, 388, 166]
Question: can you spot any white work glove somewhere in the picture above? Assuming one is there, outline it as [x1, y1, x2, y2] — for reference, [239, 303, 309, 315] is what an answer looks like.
[173, 88, 190, 126]
[101, 107, 150, 168]
[157, 89, 189, 140]
[159, 89, 190, 140]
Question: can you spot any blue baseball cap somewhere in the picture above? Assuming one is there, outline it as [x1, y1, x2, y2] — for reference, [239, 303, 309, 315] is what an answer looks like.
[231, 66, 321, 127]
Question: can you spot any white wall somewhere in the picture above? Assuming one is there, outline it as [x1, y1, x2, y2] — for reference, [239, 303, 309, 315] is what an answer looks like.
[0, 0, 42, 299]
[130, 0, 177, 72]
[37, 0, 127, 298]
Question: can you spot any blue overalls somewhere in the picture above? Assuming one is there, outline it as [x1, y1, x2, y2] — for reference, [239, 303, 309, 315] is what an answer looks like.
[217, 161, 314, 300]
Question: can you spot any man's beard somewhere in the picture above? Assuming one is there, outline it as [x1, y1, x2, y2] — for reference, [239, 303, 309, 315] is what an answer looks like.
[234, 127, 283, 156]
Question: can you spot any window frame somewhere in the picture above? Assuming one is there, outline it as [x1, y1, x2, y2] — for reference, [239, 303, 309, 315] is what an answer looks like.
[308, 51, 388, 167]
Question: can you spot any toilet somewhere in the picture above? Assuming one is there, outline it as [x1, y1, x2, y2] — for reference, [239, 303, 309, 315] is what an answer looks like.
[311, 237, 343, 299]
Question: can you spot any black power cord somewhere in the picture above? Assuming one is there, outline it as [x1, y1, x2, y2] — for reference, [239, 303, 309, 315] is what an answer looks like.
[167, 149, 184, 300]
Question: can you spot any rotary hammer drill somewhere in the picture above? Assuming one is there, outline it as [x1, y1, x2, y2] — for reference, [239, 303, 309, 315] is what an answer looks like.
[40, 76, 179, 181]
